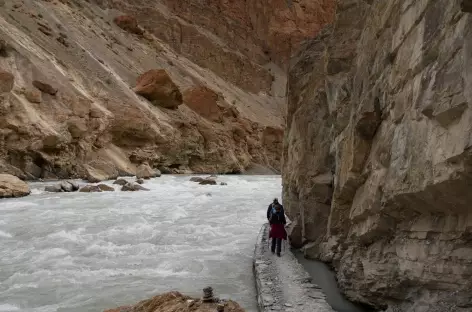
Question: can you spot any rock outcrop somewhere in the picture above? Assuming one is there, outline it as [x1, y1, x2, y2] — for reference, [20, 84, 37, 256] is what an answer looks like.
[0, 0, 294, 180]
[136, 162, 160, 179]
[283, 1, 472, 311]
[134, 69, 183, 109]
[104, 291, 244, 312]
[0, 174, 30, 198]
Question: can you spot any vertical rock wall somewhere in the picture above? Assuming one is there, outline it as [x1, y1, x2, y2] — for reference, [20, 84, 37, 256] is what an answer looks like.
[283, 0, 472, 311]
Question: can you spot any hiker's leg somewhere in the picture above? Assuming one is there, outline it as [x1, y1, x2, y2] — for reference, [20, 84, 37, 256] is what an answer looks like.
[271, 238, 276, 253]
[276, 238, 282, 255]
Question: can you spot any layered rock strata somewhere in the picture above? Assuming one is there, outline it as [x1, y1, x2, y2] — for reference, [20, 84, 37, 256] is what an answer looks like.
[283, 0, 472, 311]
[0, 0, 293, 180]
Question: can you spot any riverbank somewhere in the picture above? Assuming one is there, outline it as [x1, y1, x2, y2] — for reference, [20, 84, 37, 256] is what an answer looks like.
[253, 223, 334, 312]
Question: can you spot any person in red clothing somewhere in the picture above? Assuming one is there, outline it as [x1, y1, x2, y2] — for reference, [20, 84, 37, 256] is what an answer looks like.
[268, 203, 287, 257]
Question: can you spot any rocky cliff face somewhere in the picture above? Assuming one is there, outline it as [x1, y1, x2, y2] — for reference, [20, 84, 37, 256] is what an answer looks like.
[283, 0, 472, 311]
[0, 0, 313, 180]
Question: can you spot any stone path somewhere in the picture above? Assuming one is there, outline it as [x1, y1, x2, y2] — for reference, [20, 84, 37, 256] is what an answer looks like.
[253, 224, 334, 312]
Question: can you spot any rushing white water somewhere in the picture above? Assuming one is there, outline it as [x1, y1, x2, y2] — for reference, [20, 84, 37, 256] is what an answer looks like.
[0, 175, 281, 312]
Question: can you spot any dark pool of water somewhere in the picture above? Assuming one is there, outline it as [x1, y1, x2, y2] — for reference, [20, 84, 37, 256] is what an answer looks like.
[293, 250, 370, 312]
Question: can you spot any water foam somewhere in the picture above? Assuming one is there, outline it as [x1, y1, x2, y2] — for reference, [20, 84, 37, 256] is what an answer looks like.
[0, 175, 281, 312]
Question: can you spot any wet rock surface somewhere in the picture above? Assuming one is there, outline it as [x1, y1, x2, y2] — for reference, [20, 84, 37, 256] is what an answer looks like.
[253, 224, 334, 312]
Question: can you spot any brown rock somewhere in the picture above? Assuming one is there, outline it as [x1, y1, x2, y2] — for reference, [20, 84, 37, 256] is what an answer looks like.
[104, 291, 244, 312]
[79, 185, 102, 193]
[199, 178, 217, 185]
[85, 161, 119, 183]
[24, 89, 42, 103]
[0, 71, 14, 93]
[133, 69, 183, 109]
[32, 80, 57, 95]
[190, 177, 205, 183]
[113, 15, 143, 35]
[183, 86, 223, 122]
[0, 174, 30, 198]
[113, 178, 128, 186]
[136, 162, 160, 179]
[121, 182, 149, 191]
[283, 0, 472, 311]
[97, 184, 114, 191]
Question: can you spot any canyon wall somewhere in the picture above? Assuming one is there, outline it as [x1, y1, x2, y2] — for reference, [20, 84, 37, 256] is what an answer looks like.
[283, 0, 472, 311]
[0, 0, 329, 180]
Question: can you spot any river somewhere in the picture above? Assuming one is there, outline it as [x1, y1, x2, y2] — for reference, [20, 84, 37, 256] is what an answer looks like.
[0, 175, 281, 312]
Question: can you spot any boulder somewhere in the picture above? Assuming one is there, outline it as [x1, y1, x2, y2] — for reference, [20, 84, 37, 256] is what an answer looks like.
[97, 184, 114, 192]
[0, 174, 30, 198]
[183, 86, 223, 122]
[113, 178, 128, 186]
[220, 182, 227, 186]
[136, 162, 160, 179]
[45, 184, 63, 193]
[32, 80, 57, 95]
[190, 177, 205, 183]
[85, 161, 119, 183]
[0, 71, 14, 93]
[136, 178, 144, 184]
[24, 89, 42, 103]
[79, 185, 102, 193]
[121, 182, 149, 191]
[60, 181, 78, 192]
[113, 15, 143, 35]
[199, 178, 217, 185]
[133, 69, 183, 109]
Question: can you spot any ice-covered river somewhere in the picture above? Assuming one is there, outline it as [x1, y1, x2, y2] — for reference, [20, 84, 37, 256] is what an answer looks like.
[0, 175, 281, 312]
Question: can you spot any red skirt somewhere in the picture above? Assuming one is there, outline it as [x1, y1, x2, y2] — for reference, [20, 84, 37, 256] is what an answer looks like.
[269, 223, 287, 240]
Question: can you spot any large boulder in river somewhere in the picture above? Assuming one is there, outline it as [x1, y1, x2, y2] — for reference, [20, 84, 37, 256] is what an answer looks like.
[0, 174, 30, 198]
[79, 185, 102, 193]
[199, 178, 217, 185]
[190, 177, 205, 183]
[97, 184, 114, 192]
[45, 184, 63, 193]
[45, 181, 80, 193]
[113, 178, 128, 186]
[133, 69, 183, 109]
[121, 182, 149, 191]
[136, 163, 160, 179]
[61, 181, 79, 192]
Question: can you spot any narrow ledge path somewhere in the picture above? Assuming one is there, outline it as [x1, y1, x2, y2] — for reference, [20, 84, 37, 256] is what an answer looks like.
[253, 223, 335, 312]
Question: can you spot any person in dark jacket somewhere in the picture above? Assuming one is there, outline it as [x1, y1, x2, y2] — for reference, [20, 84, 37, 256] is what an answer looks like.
[267, 198, 284, 223]
[268, 203, 287, 257]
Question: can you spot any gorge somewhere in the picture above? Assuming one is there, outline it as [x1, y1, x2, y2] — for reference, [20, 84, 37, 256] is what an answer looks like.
[1, 0, 472, 312]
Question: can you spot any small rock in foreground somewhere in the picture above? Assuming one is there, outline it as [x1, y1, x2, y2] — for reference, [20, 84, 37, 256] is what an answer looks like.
[0, 174, 30, 198]
[104, 290, 244, 312]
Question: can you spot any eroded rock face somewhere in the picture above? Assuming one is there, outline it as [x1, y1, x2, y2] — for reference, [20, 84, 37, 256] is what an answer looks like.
[283, 1, 472, 311]
[134, 69, 183, 109]
[0, 0, 286, 180]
